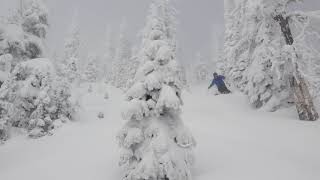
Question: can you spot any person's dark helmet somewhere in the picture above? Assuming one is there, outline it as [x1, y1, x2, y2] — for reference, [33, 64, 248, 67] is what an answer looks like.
[213, 72, 218, 77]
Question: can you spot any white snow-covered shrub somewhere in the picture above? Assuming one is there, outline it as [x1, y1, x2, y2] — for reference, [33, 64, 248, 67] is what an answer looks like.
[0, 58, 73, 139]
[83, 54, 99, 83]
[104, 92, 109, 100]
[117, 1, 195, 179]
[98, 112, 104, 119]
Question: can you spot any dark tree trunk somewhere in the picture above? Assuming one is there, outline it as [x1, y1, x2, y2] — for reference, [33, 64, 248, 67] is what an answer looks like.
[274, 14, 319, 121]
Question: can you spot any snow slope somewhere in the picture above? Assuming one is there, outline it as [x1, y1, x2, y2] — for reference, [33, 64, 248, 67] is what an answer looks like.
[0, 84, 319, 180]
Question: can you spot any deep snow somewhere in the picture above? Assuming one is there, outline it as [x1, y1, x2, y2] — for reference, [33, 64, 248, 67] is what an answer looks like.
[0, 83, 319, 180]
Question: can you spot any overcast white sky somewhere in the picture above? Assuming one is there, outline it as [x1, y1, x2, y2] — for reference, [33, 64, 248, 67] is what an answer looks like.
[1, 0, 320, 63]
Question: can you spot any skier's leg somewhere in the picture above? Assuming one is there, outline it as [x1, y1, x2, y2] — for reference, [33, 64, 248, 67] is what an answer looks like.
[217, 86, 224, 94]
[221, 85, 231, 94]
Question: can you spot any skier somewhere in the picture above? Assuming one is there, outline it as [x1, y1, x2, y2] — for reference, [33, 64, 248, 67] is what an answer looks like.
[208, 72, 231, 94]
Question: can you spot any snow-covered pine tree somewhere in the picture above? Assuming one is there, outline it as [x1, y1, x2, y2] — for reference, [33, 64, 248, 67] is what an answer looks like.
[211, 25, 225, 76]
[0, 54, 12, 141]
[223, 0, 318, 119]
[223, 0, 258, 92]
[269, 0, 318, 120]
[0, 58, 73, 139]
[0, 0, 50, 141]
[293, 11, 320, 103]
[0, 1, 74, 141]
[0, 54, 13, 86]
[193, 52, 210, 84]
[62, 10, 81, 84]
[112, 19, 132, 89]
[103, 26, 115, 84]
[22, 0, 49, 39]
[240, 0, 290, 111]
[117, 0, 196, 179]
[0, 0, 48, 72]
[124, 55, 140, 90]
[83, 54, 99, 83]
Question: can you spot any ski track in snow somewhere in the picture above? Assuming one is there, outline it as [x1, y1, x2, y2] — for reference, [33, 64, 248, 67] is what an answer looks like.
[0, 84, 320, 180]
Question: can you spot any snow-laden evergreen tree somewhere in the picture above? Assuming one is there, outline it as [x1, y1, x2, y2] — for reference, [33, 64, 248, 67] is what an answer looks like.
[0, 58, 74, 140]
[192, 52, 211, 84]
[223, 0, 318, 119]
[0, 0, 48, 71]
[270, 0, 318, 120]
[22, 0, 49, 39]
[62, 10, 81, 84]
[0, 1, 75, 141]
[103, 26, 115, 84]
[112, 19, 133, 89]
[0, 0, 51, 141]
[83, 54, 99, 83]
[223, 0, 289, 110]
[117, 1, 196, 179]
[0, 54, 12, 141]
[223, 0, 257, 91]
[294, 12, 320, 102]
[124, 55, 140, 90]
[0, 54, 13, 86]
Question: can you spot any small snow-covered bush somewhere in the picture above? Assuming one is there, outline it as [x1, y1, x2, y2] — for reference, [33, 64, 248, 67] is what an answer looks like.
[0, 58, 73, 139]
[104, 92, 109, 100]
[98, 112, 104, 119]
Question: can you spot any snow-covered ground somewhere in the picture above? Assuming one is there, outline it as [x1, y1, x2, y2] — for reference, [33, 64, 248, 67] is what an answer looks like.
[0, 83, 319, 180]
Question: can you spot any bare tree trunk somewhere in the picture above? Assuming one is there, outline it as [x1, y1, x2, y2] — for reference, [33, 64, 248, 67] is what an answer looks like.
[274, 14, 319, 121]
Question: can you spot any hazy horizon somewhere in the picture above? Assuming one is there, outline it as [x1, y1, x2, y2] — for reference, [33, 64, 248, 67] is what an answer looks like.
[1, 0, 319, 64]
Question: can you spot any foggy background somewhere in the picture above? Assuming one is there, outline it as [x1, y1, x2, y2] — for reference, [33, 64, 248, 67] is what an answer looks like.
[1, 0, 319, 64]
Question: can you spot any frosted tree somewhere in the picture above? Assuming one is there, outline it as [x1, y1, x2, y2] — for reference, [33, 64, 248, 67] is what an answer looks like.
[0, 58, 74, 140]
[223, 0, 318, 120]
[22, 0, 49, 39]
[62, 10, 81, 84]
[223, 0, 257, 91]
[193, 52, 210, 84]
[0, 54, 13, 86]
[269, 0, 318, 120]
[83, 54, 99, 83]
[0, 55, 12, 141]
[112, 19, 132, 89]
[124, 55, 140, 90]
[211, 26, 225, 75]
[103, 26, 115, 84]
[0, 0, 48, 70]
[117, 0, 195, 179]
[294, 12, 320, 102]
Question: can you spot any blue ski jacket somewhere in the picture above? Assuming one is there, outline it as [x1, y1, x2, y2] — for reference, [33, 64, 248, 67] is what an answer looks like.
[208, 75, 226, 89]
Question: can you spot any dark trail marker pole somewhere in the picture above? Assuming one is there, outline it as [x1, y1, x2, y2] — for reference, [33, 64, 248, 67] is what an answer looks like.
[274, 14, 319, 121]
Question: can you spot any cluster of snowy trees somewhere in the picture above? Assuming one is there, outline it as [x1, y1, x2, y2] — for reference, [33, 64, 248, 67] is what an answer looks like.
[60, 11, 81, 85]
[223, 0, 319, 120]
[117, 0, 196, 179]
[56, 14, 139, 90]
[110, 19, 139, 90]
[190, 53, 213, 84]
[0, 0, 74, 141]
